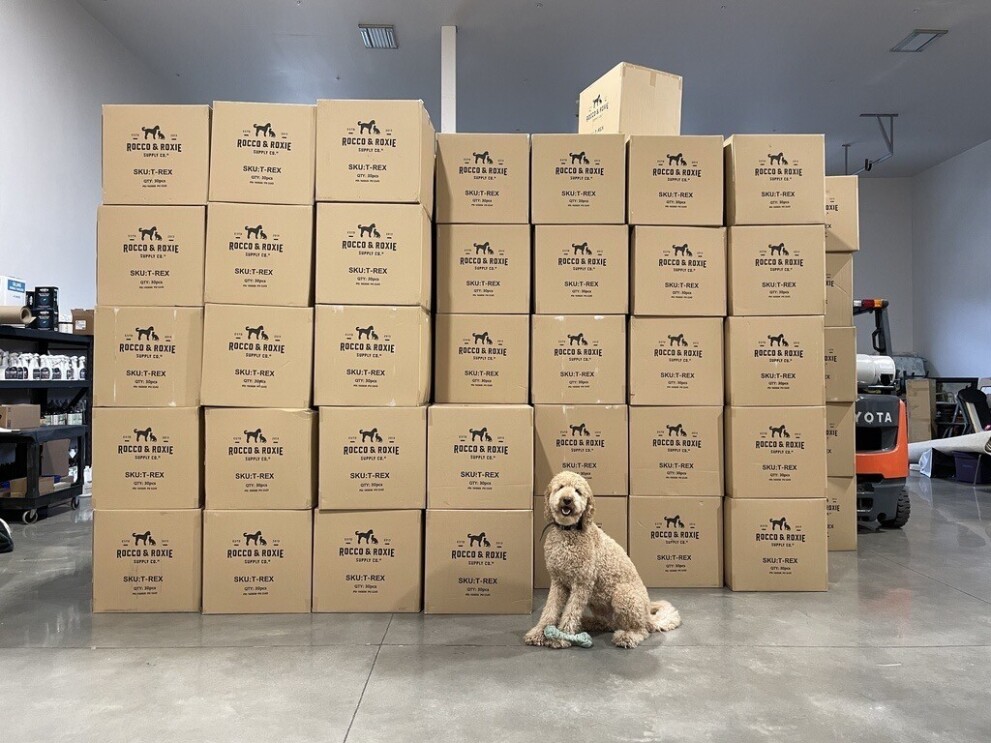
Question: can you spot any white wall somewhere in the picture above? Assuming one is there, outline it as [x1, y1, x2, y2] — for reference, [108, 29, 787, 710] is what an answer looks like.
[853, 178, 915, 355]
[0, 0, 177, 314]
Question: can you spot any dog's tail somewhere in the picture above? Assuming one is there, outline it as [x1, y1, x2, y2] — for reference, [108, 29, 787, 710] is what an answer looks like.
[648, 600, 682, 632]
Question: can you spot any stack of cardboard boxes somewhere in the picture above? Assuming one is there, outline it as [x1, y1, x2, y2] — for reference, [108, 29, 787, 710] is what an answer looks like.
[722, 134, 829, 590]
[426, 133, 533, 614]
[93, 105, 210, 612]
[311, 100, 434, 612]
[905, 378, 936, 443]
[824, 177, 861, 550]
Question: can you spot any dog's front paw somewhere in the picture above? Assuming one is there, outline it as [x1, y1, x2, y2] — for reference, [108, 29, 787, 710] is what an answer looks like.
[523, 627, 546, 646]
[545, 637, 572, 649]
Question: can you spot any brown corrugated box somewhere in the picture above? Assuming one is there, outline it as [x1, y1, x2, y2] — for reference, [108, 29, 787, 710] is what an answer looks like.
[92, 407, 201, 510]
[97, 206, 206, 307]
[72, 309, 95, 335]
[425, 509, 533, 614]
[316, 99, 435, 213]
[94, 306, 203, 408]
[578, 62, 682, 137]
[826, 402, 856, 477]
[200, 304, 313, 408]
[825, 175, 860, 253]
[209, 102, 315, 205]
[102, 104, 210, 205]
[824, 326, 857, 403]
[427, 404, 533, 510]
[204, 203, 313, 307]
[315, 203, 430, 308]
[319, 406, 426, 510]
[724, 497, 828, 591]
[631, 226, 726, 317]
[435, 133, 530, 224]
[724, 316, 825, 406]
[825, 253, 854, 327]
[533, 225, 628, 315]
[534, 405, 629, 496]
[312, 509, 423, 613]
[827, 476, 857, 551]
[725, 406, 827, 498]
[204, 408, 315, 510]
[629, 406, 723, 496]
[906, 378, 936, 442]
[0, 404, 40, 429]
[436, 224, 531, 314]
[727, 225, 826, 316]
[433, 314, 530, 404]
[534, 495, 627, 589]
[629, 317, 724, 406]
[629, 496, 723, 588]
[627, 135, 723, 225]
[202, 509, 312, 614]
[313, 305, 431, 407]
[531, 315, 627, 404]
[92, 509, 202, 612]
[724, 134, 825, 225]
[530, 134, 626, 224]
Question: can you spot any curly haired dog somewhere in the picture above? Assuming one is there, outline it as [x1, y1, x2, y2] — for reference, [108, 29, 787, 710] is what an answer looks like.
[525, 472, 681, 649]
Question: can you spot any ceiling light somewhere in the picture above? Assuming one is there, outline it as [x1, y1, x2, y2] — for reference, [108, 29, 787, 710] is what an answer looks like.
[891, 29, 947, 52]
[359, 24, 398, 50]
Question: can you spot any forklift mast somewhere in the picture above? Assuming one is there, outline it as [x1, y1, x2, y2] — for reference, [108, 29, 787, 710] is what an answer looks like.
[853, 299, 892, 355]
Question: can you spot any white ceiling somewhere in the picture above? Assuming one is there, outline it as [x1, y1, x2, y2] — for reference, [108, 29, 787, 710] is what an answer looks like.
[77, 0, 991, 176]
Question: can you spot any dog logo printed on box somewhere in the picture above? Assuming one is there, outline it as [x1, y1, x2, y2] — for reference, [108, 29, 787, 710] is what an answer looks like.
[768, 242, 790, 257]
[769, 517, 791, 531]
[472, 151, 493, 165]
[131, 530, 156, 546]
[358, 120, 381, 135]
[141, 125, 166, 140]
[572, 242, 592, 256]
[468, 427, 493, 442]
[666, 153, 688, 167]
[452, 531, 507, 564]
[133, 427, 158, 442]
[356, 325, 378, 340]
[355, 529, 378, 545]
[358, 223, 381, 238]
[587, 94, 609, 119]
[567, 332, 589, 347]
[769, 424, 790, 439]
[767, 333, 789, 347]
[468, 532, 491, 547]
[667, 333, 688, 347]
[245, 224, 268, 240]
[474, 241, 494, 255]
[138, 226, 163, 242]
[135, 326, 159, 341]
[663, 515, 685, 529]
[768, 152, 788, 166]
[243, 530, 267, 546]
[245, 325, 269, 340]
[359, 427, 384, 443]
[244, 428, 267, 444]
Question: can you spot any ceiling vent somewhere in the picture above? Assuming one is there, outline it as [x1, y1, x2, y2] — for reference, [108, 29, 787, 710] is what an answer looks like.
[891, 29, 947, 52]
[359, 24, 398, 50]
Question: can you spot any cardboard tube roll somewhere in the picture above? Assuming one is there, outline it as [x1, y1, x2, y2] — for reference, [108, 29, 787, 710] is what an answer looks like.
[0, 306, 33, 324]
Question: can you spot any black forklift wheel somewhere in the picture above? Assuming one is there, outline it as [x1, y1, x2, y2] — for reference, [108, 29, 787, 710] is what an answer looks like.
[880, 491, 911, 529]
[70, 496, 80, 510]
[21, 509, 39, 525]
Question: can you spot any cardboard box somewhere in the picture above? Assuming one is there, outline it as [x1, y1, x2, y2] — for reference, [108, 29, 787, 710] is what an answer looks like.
[628, 317, 724, 406]
[200, 304, 313, 408]
[436, 224, 531, 314]
[724, 134, 826, 225]
[313, 305, 431, 407]
[92, 407, 201, 510]
[533, 225, 628, 315]
[629, 406, 723, 496]
[825, 253, 854, 327]
[827, 476, 857, 551]
[319, 406, 426, 510]
[629, 496, 723, 588]
[433, 314, 530, 404]
[316, 203, 430, 308]
[205, 408, 315, 510]
[5, 476, 55, 497]
[94, 306, 203, 408]
[826, 402, 856, 477]
[1, 276, 27, 307]
[727, 225, 826, 316]
[205, 203, 313, 307]
[725, 406, 827, 498]
[534, 495, 627, 589]
[627, 135, 723, 225]
[906, 378, 936, 439]
[825, 175, 860, 253]
[316, 99, 435, 213]
[92, 509, 203, 612]
[425, 509, 532, 614]
[724, 497, 828, 591]
[0, 404, 40, 429]
[312, 509, 423, 613]
[72, 309, 95, 335]
[97, 206, 206, 307]
[724, 316, 825, 406]
[102, 104, 210, 205]
[427, 404, 533, 509]
[530, 134, 626, 224]
[578, 62, 682, 136]
[39, 439, 67, 478]
[209, 102, 315, 205]
[436, 133, 530, 223]
[531, 315, 627, 404]
[824, 326, 857, 402]
[630, 226, 726, 316]
[202, 509, 312, 614]
[534, 405, 629, 496]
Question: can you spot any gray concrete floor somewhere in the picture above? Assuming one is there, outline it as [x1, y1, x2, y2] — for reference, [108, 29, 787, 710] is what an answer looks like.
[1, 475, 989, 743]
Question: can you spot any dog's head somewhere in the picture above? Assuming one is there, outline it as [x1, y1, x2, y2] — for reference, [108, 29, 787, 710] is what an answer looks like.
[543, 471, 595, 529]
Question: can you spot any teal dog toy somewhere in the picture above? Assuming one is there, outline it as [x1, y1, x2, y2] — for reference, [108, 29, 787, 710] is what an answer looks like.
[544, 625, 593, 648]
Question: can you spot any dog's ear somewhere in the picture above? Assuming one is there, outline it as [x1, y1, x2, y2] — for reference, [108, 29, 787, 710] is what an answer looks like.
[579, 477, 595, 526]
[542, 476, 558, 524]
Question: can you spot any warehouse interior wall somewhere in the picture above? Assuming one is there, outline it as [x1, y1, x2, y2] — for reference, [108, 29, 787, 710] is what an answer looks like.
[0, 0, 177, 313]
[911, 138, 991, 377]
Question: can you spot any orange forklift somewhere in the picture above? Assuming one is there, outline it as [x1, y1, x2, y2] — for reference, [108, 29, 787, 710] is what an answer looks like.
[853, 299, 910, 527]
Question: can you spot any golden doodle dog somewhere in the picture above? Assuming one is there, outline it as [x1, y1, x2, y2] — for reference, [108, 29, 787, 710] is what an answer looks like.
[525, 471, 681, 649]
